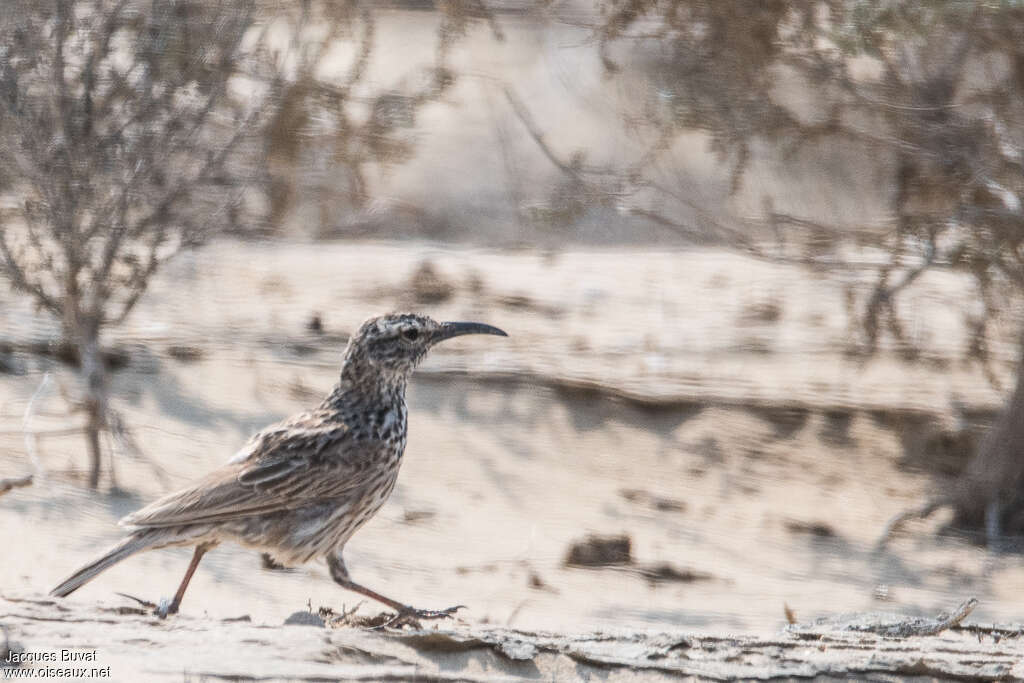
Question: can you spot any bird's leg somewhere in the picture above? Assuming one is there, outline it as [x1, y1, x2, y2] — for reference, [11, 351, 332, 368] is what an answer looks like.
[327, 553, 463, 626]
[157, 543, 215, 618]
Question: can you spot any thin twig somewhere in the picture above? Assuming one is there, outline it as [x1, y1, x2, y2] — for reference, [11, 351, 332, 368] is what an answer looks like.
[920, 598, 979, 636]
[862, 598, 979, 638]
[23, 372, 51, 479]
[0, 372, 54, 496]
[503, 86, 583, 181]
[0, 474, 32, 497]
[114, 592, 157, 610]
[874, 498, 951, 551]
[0, 427, 84, 437]
[107, 409, 171, 489]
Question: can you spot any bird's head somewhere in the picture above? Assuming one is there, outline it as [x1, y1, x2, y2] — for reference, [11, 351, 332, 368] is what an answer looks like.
[342, 313, 507, 390]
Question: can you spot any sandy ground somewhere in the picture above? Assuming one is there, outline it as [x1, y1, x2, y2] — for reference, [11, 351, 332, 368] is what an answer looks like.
[3, 595, 1021, 680]
[1, 240, 1022, 678]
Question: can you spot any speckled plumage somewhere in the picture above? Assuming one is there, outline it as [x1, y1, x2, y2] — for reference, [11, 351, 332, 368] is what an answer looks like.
[50, 313, 507, 619]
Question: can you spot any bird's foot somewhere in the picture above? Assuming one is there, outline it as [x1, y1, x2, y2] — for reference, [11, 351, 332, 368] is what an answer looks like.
[379, 604, 465, 629]
[115, 592, 178, 619]
[154, 597, 179, 619]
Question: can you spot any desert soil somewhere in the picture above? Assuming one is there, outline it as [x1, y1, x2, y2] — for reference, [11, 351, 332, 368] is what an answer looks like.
[3, 594, 1022, 680]
[1, 240, 1022, 679]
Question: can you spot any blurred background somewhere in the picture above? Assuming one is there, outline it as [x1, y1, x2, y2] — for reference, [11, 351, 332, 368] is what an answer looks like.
[2, 0, 1024, 633]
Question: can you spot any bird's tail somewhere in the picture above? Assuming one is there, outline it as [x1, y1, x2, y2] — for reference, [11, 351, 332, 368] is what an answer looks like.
[50, 530, 161, 598]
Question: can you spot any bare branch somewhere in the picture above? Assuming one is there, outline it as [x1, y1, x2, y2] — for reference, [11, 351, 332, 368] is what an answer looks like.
[503, 86, 584, 182]
[0, 474, 32, 497]
[0, 0, 494, 489]
[23, 372, 51, 478]
[0, 222, 60, 314]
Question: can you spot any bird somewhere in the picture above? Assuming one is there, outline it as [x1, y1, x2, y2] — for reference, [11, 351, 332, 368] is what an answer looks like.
[50, 313, 508, 620]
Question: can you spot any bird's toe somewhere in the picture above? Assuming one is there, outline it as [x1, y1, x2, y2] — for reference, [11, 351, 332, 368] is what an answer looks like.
[381, 604, 464, 628]
[154, 597, 176, 619]
[419, 604, 465, 619]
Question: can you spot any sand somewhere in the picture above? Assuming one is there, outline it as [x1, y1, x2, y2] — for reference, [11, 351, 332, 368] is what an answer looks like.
[3, 595, 1021, 680]
[1, 240, 1021, 679]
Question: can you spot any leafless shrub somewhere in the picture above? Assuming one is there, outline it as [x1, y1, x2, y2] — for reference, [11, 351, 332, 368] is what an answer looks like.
[0, 0, 497, 488]
[581, 1, 1024, 541]
[0, 0, 283, 487]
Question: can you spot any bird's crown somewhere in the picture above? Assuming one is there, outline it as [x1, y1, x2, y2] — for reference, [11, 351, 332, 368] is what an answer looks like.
[339, 313, 506, 391]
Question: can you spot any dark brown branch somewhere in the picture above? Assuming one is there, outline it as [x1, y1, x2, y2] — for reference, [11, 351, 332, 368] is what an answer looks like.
[0, 474, 32, 497]
[0, 223, 60, 314]
[503, 86, 584, 182]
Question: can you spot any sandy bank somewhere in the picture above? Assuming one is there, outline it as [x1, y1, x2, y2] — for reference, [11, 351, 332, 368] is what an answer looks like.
[2, 595, 1021, 681]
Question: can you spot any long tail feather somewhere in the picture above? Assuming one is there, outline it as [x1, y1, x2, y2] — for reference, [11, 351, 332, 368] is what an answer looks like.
[50, 531, 160, 598]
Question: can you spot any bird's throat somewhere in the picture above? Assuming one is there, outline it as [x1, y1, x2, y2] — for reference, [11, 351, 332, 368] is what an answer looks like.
[325, 356, 409, 415]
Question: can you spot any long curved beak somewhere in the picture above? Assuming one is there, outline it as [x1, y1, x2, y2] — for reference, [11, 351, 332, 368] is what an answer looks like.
[434, 321, 508, 343]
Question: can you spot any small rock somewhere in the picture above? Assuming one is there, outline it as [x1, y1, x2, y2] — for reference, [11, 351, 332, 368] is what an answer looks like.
[739, 300, 783, 324]
[495, 293, 534, 310]
[306, 313, 324, 334]
[497, 639, 539, 660]
[619, 488, 687, 513]
[402, 509, 436, 524]
[654, 498, 686, 513]
[619, 489, 644, 503]
[638, 563, 714, 584]
[527, 571, 557, 593]
[785, 520, 837, 538]
[222, 614, 251, 623]
[564, 534, 632, 567]
[166, 345, 204, 363]
[284, 611, 325, 627]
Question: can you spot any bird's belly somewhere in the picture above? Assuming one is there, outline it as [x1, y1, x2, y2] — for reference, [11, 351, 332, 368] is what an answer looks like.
[329, 472, 399, 545]
[226, 471, 400, 566]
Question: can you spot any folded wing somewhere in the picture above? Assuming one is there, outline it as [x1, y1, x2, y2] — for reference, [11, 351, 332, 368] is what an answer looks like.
[122, 413, 382, 529]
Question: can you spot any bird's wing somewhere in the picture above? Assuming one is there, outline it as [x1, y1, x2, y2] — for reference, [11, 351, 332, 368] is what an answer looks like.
[121, 413, 385, 529]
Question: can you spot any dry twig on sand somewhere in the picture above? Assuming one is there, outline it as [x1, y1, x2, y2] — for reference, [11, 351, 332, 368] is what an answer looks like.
[855, 598, 979, 638]
[0, 474, 32, 497]
[1, 373, 52, 498]
[4, 595, 1019, 680]
[789, 598, 979, 639]
[874, 498, 952, 551]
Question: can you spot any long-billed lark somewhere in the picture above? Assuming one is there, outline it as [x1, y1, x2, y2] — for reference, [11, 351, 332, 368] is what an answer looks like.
[51, 313, 507, 620]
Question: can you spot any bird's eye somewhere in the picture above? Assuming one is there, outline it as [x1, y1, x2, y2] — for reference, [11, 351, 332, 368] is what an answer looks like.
[401, 328, 420, 342]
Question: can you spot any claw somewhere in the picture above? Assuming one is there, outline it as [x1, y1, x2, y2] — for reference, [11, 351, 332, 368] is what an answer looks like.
[378, 604, 465, 629]
[115, 592, 157, 610]
[114, 592, 176, 618]
[413, 604, 465, 619]
[155, 597, 175, 619]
